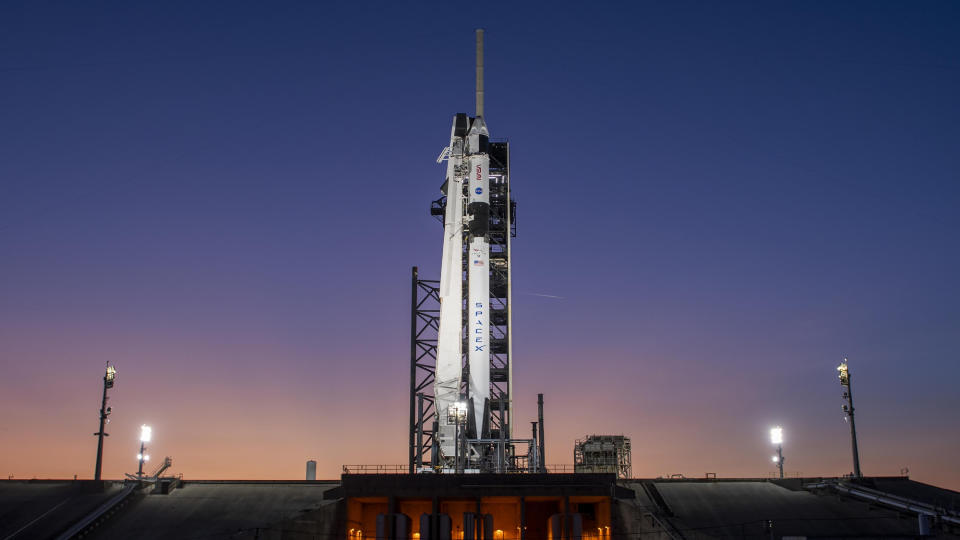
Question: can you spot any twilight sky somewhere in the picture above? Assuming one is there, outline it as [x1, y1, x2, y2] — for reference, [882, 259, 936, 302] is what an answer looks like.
[1, 2, 958, 489]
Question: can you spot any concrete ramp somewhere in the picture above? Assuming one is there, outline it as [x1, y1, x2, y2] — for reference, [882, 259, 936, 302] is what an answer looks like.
[0, 481, 125, 540]
[83, 481, 340, 540]
[653, 480, 935, 538]
[55, 482, 136, 539]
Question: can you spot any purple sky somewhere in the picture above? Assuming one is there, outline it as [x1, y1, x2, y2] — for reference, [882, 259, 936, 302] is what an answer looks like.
[1, 2, 958, 488]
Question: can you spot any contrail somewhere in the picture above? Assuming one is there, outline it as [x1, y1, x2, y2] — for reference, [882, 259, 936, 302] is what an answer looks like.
[522, 292, 565, 299]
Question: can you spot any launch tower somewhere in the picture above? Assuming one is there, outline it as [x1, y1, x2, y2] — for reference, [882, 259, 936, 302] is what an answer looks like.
[409, 30, 528, 473]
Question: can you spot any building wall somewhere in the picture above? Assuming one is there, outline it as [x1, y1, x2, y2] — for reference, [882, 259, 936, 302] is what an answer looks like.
[345, 495, 612, 539]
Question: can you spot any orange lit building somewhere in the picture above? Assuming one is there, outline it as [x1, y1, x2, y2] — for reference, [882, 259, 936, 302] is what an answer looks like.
[331, 473, 630, 539]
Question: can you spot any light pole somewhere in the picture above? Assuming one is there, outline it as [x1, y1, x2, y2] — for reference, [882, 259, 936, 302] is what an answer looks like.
[770, 426, 784, 479]
[837, 359, 862, 478]
[137, 425, 152, 478]
[93, 363, 116, 481]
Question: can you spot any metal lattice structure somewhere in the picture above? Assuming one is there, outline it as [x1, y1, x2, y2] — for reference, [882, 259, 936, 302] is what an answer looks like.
[408, 267, 440, 472]
[487, 141, 516, 443]
[423, 140, 517, 472]
[574, 435, 633, 479]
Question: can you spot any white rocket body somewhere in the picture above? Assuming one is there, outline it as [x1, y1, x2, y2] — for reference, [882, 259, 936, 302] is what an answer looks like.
[466, 122, 490, 438]
[434, 122, 465, 459]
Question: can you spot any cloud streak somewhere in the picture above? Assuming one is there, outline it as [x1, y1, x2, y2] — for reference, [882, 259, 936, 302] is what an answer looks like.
[521, 292, 565, 299]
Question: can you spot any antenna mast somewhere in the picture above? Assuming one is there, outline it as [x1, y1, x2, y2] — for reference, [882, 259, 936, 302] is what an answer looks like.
[476, 29, 484, 118]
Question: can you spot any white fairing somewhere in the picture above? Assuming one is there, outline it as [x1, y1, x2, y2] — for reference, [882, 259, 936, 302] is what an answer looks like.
[434, 121, 465, 459]
[467, 153, 490, 435]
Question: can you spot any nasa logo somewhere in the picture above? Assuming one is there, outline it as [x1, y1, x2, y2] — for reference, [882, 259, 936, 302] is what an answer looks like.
[475, 187, 483, 195]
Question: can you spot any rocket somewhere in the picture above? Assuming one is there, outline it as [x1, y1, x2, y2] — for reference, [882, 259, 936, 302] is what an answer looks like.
[466, 116, 491, 441]
[434, 30, 492, 463]
[434, 114, 466, 461]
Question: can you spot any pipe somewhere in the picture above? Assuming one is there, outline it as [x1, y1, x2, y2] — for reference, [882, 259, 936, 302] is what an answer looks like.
[538, 394, 545, 473]
[431, 419, 440, 469]
[806, 481, 960, 527]
[416, 392, 425, 469]
[498, 395, 505, 473]
[836, 483, 960, 526]
[531, 422, 538, 473]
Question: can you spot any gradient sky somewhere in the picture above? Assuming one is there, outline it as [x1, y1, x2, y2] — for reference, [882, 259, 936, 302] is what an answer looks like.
[1, 2, 958, 489]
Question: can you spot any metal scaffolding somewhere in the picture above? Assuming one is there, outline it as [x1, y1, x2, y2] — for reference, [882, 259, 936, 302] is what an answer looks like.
[487, 140, 516, 443]
[574, 435, 633, 479]
[408, 267, 440, 472]
[426, 140, 516, 472]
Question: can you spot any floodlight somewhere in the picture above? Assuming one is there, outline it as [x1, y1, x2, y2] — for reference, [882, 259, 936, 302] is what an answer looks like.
[770, 426, 783, 445]
[447, 403, 463, 423]
[140, 424, 152, 442]
[143, 455, 150, 462]
[837, 359, 850, 385]
[448, 401, 468, 422]
[772, 456, 779, 463]
[105, 365, 117, 388]
[137, 453, 143, 460]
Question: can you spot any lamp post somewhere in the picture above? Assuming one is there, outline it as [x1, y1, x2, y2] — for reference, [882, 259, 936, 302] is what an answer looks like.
[770, 426, 784, 479]
[837, 359, 862, 478]
[137, 425, 152, 478]
[93, 363, 116, 481]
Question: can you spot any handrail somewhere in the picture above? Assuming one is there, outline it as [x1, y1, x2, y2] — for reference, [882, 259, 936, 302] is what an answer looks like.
[342, 464, 581, 474]
[150, 457, 172, 478]
[837, 481, 959, 517]
[342, 465, 409, 474]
